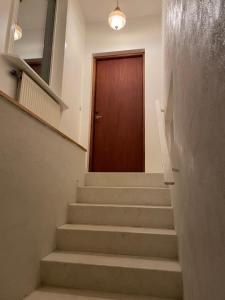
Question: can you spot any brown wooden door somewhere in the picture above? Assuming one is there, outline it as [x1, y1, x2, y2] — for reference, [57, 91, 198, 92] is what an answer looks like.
[90, 54, 144, 172]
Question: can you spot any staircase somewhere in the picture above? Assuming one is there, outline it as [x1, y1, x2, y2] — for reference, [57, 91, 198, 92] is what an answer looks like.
[25, 173, 183, 300]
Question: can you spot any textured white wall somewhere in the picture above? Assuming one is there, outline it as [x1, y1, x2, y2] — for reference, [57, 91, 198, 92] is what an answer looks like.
[59, 0, 86, 142]
[80, 16, 163, 173]
[163, 1, 225, 299]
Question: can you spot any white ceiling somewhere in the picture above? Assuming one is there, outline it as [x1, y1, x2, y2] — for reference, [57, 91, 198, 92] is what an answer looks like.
[79, 0, 162, 23]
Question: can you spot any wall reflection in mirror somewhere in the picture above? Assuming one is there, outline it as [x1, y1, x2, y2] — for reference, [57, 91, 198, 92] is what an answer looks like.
[13, 0, 56, 84]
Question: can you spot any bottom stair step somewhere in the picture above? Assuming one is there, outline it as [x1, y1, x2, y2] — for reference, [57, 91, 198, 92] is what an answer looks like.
[25, 287, 180, 300]
[41, 252, 182, 299]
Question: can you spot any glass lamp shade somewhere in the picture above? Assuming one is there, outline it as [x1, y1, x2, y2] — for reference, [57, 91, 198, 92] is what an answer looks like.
[14, 24, 23, 41]
[108, 7, 126, 31]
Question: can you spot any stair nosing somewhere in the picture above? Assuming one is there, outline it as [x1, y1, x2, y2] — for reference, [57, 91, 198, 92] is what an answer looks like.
[57, 224, 177, 236]
[42, 251, 181, 273]
[69, 203, 173, 209]
[78, 186, 169, 190]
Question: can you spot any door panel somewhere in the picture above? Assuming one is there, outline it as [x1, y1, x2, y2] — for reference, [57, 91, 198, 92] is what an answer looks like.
[91, 55, 144, 172]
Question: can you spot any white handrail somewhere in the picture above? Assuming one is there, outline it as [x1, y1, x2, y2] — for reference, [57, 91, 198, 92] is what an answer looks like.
[155, 100, 174, 185]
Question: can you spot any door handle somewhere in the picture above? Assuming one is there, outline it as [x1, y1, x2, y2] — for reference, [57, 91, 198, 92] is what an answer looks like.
[95, 114, 103, 121]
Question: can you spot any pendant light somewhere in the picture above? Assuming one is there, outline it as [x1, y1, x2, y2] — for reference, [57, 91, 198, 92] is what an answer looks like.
[108, 0, 126, 31]
[14, 24, 23, 41]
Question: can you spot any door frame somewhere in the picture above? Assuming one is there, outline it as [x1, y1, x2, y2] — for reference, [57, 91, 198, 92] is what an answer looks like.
[89, 49, 146, 172]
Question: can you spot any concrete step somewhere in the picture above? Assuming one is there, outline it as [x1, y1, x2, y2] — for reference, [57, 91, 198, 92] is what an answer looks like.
[56, 224, 177, 259]
[77, 187, 171, 206]
[85, 173, 166, 188]
[68, 204, 174, 229]
[41, 252, 182, 299]
[25, 287, 180, 300]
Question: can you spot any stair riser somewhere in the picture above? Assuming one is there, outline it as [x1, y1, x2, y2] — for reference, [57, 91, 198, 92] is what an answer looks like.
[56, 229, 178, 259]
[85, 173, 166, 188]
[77, 187, 171, 206]
[68, 206, 174, 229]
[41, 262, 182, 299]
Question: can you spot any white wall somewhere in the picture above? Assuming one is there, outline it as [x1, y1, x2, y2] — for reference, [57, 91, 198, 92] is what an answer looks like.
[80, 15, 163, 173]
[59, 0, 86, 142]
[0, 95, 86, 300]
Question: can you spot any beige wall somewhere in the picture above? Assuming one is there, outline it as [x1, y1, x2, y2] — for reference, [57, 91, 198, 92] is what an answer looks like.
[60, 0, 86, 142]
[0, 96, 86, 300]
[163, 1, 225, 299]
[80, 16, 163, 173]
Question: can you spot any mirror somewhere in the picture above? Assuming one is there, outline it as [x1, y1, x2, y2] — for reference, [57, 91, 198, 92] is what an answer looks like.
[13, 0, 56, 84]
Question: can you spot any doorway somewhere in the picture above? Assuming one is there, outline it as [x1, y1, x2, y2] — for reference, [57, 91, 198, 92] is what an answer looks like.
[90, 51, 145, 172]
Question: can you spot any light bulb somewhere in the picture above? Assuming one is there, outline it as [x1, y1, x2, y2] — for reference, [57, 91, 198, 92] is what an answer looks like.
[14, 24, 23, 41]
[108, 7, 126, 31]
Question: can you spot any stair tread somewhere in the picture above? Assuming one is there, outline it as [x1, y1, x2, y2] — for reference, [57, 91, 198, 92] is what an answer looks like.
[70, 203, 172, 209]
[42, 251, 181, 272]
[25, 287, 177, 300]
[58, 224, 176, 236]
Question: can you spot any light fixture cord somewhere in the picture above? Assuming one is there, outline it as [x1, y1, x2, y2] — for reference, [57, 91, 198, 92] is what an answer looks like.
[117, 0, 119, 8]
